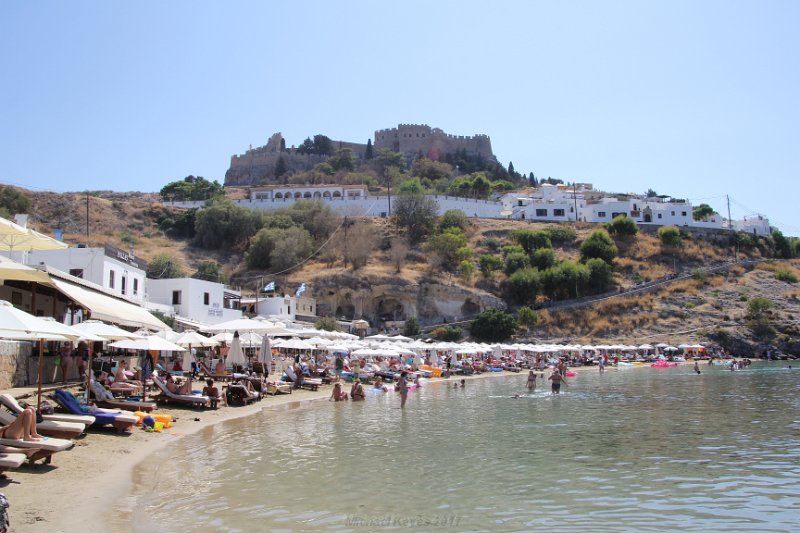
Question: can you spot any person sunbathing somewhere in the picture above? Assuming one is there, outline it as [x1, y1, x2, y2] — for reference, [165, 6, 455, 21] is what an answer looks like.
[0, 406, 43, 441]
[165, 374, 192, 395]
[113, 361, 135, 384]
[329, 382, 348, 402]
[214, 359, 226, 375]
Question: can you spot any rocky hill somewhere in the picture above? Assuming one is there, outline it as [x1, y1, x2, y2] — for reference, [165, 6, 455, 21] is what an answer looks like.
[18, 187, 800, 357]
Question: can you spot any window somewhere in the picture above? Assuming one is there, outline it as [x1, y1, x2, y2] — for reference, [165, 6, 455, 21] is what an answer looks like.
[658, 214, 662, 219]
[204, 292, 210, 305]
[681, 211, 687, 217]
[535, 209, 548, 217]
[11, 291, 22, 305]
[598, 211, 606, 218]
[172, 291, 182, 305]
[69, 268, 84, 278]
[671, 211, 675, 216]
[554, 209, 565, 217]
[133, 279, 139, 296]
[109, 270, 115, 289]
[121, 276, 127, 294]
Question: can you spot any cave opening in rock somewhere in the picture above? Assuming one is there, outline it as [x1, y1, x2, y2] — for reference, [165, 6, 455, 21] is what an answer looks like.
[377, 298, 405, 322]
[461, 299, 481, 317]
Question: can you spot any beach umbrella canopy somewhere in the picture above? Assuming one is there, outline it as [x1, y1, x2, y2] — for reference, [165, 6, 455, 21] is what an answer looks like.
[209, 331, 234, 344]
[259, 334, 272, 371]
[238, 331, 263, 345]
[227, 331, 247, 369]
[201, 316, 278, 334]
[38, 317, 105, 342]
[174, 330, 217, 347]
[274, 338, 315, 351]
[109, 335, 186, 352]
[0, 216, 68, 253]
[71, 320, 142, 340]
[0, 255, 53, 284]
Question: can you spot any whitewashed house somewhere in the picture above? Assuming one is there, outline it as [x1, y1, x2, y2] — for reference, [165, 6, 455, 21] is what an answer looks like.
[26, 245, 147, 302]
[146, 278, 241, 326]
[239, 295, 317, 322]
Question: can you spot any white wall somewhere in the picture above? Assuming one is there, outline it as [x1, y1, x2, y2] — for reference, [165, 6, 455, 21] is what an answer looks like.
[147, 278, 241, 325]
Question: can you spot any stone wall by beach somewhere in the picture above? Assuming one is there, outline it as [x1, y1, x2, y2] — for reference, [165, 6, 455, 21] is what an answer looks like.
[0, 340, 31, 388]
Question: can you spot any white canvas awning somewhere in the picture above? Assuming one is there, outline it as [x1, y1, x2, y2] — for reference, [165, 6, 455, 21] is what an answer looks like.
[51, 278, 168, 330]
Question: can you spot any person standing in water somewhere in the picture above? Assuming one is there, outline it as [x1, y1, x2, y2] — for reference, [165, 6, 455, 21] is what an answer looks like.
[598, 356, 605, 374]
[526, 370, 537, 393]
[693, 361, 701, 374]
[397, 371, 409, 408]
[548, 369, 566, 394]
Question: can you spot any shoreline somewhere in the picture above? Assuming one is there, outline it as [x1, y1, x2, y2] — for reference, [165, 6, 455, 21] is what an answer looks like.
[3, 363, 684, 532]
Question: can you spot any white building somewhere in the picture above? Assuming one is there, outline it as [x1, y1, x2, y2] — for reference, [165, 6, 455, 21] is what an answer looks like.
[732, 215, 772, 236]
[26, 245, 147, 302]
[239, 295, 316, 322]
[249, 184, 368, 201]
[146, 278, 242, 326]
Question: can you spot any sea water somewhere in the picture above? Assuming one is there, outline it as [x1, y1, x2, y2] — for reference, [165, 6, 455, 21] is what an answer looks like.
[111, 363, 800, 532]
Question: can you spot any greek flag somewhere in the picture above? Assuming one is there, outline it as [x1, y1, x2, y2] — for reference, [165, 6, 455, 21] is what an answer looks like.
[296, 282, 306, 296]
[263, 281, 275, 292]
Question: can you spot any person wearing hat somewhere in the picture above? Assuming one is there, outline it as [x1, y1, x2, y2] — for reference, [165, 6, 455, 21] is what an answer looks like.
[350, 378, 365, 401]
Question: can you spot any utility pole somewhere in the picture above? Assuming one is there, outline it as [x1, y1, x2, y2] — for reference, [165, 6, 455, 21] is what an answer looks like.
[573, 182, 579, 222]
[85, 192, 90, 240]
[256, 276, 261, 317]
[343, 216, 349, 268]
[726, 194, 732, 230]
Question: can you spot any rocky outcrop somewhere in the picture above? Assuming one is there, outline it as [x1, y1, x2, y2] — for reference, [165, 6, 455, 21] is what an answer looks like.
[310, 273, 505, 326]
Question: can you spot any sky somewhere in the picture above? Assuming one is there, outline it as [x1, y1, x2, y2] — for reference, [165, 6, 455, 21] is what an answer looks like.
[1, 1, 798, 234]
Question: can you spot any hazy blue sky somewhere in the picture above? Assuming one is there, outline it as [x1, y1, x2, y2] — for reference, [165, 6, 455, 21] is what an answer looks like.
[1, 1, 798, 233]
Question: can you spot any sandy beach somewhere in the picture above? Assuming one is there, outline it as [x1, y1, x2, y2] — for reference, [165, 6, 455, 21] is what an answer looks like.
[1, 369, 533, 532]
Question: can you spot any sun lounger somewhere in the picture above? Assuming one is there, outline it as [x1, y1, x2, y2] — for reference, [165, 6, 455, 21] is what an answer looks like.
[264, 381, 292, 395]
[224, 383, 259, 406]
[0, 393, 96, 427]
[198, 362, 232, 382]
[152, 375, 209, 408]
[52, 389, 138, 433]
[0, 452, 27, 476]
[283, 366, 322, 391]
[0, 436, 73, 465]
[89, 380, 157, 412]
[0, 409, 86, 440]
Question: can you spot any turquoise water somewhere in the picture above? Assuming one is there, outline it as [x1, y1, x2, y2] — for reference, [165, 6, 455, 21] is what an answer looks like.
[113, 363, 800, 532]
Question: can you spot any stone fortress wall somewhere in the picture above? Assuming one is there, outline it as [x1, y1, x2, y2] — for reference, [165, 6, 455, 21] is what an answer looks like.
[225, 124, 495, 186]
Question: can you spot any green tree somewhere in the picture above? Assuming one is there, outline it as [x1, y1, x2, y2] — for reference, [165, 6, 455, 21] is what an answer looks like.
[0, 186, 31, 216]
[517, 306, 539, 332]
[193, 198, 261, 249]
[771, 229, 793, 259]
[458, 259, 476, 284]
[365, 138, 373, 160]
[692, 203, 716, 221]
[425, 227, 469, 270]
[157, 208, 197, 239]
[274, 155, 287, 179]
[439, 209, 468, 231]
[579, 229, 618, 264]
[147, 253, 185, 279]
[397, 177, 425, 195]
[512, 229, 552, 254]
[315, 316, 341, 332]
[393, 192, 438, 244]
[540, 261, 590, 300]
[431, 325, 463, 342]
[505, 268, 540, 305]
[586, 257, 613, 293]
[192, 261, 228, 283]
[246, 226, 314, 271]
[657, 225, 683, 248]
[375, 148, 406, 172]
[403, 316, 420, 337]
[606, 215, 639, 238]
[411, 157, 452, 182]
[501, 244, 525, 257]
[545, 226, 577, 244]
[328, 148, 357, 172]
[313, 134, 333, 156]
[747, 297, 774, 339]
[470, 309, 518, 342]
[282, 200, 340, 243]
[159, 176, 224, 201]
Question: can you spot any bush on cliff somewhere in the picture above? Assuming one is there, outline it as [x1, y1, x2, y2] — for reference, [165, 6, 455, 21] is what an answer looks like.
[470, 309, 518, 342]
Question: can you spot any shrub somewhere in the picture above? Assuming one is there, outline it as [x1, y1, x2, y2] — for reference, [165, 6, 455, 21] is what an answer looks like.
[315, 316, 341, 331]
[775, 269, 798, 283]
[431, 325, 463, 342]
[501, 244, 525, 258]
[481, 237, 501, 251]
[541, 261, 590, 300]
[531, 248, 556, 270]
[439, 209, 468, 231]
[504, 252, 530, 275]
[403, 317, 420, 337]
[479, 254, 504, 277]
[246, 226, 314, 270]
[511, 229, 552, 254]
[579, 229, 618, 264]
[545, 226, 577, 244]
[147, 254, 185, 279]
[425, 227, 469, 271]
[657, 225, 683, 248]
[470, 309, 518, 342]
[586, 257, 613, 293]
[192, 261, 228, 283]
[193, 198, 261, 250]
[606, 215, 638, 238]
[517, 306, 539, 331]
[459, 260, 476, 283]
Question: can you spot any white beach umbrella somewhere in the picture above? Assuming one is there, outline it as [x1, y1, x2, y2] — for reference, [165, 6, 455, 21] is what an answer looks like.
[227, 332, 247, 369]
[274, 338, 315, 351]
[201, 316, 278, 334]
[0, 216, 68, 253]
[110, 335, 186, 352]
[259, 334, 272, 373]
[209, 331, 234, 344]
[71, 320, 142, 341]
[38, 317, 105, 342]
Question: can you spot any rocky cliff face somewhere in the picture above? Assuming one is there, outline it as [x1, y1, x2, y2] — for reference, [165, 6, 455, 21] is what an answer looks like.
[310, 273, 505, 326]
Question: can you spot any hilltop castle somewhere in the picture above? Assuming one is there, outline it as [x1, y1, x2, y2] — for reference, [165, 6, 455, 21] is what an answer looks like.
[224, 124, 495, 186]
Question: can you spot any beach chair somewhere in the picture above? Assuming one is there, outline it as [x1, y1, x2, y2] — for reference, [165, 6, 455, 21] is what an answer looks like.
[0, 408, 86, 440]
[224, 383, 259, 406]
[264, 381, 292, 395]
[0, 436, 73, 465]
[283, 366, 322, 391]
[152, 375, 209, 408]
[198, 362, 231, 382]
[0, 451, 28, 477]
[52, 389, 138, 433]
[89, 380, 157, 413]
[0, 393, 96, 427]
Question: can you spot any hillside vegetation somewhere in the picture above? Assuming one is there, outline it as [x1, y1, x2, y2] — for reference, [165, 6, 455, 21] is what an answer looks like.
[11, 186, 800, 357]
